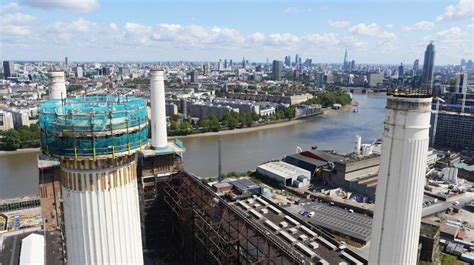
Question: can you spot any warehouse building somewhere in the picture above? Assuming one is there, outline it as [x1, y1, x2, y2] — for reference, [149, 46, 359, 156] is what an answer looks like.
[283, 153, 328, 176]
[230, 179, 262, 196]
[257, 161, 311, 187]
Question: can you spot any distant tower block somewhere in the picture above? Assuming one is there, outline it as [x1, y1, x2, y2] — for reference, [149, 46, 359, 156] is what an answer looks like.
[369, 92, 432, 264]
[39, 96, 146, 264]
[150, 70, 168, 149]
[49, 71, 67, 100]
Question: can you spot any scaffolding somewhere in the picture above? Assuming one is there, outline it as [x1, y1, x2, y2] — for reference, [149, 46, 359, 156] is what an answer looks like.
[39, 96, 147, 158]
[150, 171, 303, 264]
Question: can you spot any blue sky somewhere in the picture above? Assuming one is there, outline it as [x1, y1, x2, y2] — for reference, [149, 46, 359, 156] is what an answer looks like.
[1, 0, 472, 64]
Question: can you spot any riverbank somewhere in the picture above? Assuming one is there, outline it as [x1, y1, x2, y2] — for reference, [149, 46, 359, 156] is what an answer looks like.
[170, 101, 356, 140]
[0, 148, 40, 156]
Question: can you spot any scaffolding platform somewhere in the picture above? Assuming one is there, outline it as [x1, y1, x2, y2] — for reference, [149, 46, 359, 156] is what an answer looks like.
[39, 96, 148, 159]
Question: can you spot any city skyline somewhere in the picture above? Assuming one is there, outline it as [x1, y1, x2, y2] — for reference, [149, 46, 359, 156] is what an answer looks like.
[1, 0, 473, 64]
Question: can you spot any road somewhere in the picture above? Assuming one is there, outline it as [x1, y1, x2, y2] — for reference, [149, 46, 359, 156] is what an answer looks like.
[422, 192, 474, 217]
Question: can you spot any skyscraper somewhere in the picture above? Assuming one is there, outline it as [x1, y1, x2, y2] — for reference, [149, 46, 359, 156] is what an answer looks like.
[3, 61, 15, 78]
[369, 92, 432, 264]
[284, 56, 291, 67]
[413, 59, 419, 73]
[272, 60, 283, 81]
[422, 42, 435, 89]
[398, 63, 404, 76]
[294, 54, 299, 67]
[343, 49, 349, 72]
[202, 63, 209, 75]
[242, 57, 246, 68]
[190, 70, 199, 84]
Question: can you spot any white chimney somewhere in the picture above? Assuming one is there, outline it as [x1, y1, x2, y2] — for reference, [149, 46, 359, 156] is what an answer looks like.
[150, 70, 168, 148]
[355, 135, 361, 155]
[369, 95, 432, 264]
[49, 71, 67, 100]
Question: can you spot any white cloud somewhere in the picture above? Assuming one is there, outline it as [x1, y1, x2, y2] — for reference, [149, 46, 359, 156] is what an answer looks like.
[22, 0, 99, 12]
[401, 21, 435, 32]
[348, 23, 380, 36]
[0, 2, 19, 13]
[437, 0, 474, 21]
[385, 24, 394, 29]
[328, 20, 351, 28]
[109, 23, 119, 32]
[420, 27, 473, 61]
[0, 12, 36, 36]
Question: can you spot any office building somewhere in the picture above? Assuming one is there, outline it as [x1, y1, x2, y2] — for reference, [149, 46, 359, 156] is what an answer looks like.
[202, 64, 209, 75]
[189, 101, 237, 120]
[272, 60, 282, 81]
[10, 109, 30, 129]
[73, 66, 83, 78]
[430, 111, 474, 152]
[3, 61, 15, 78]
[343, 49, 349, 72]
[369, 92, 432, 264]
[422, 42, 435, 89]
[413, 59, 419, 73]
[190, 70, 199, 84]
[0, 111, 14, 131]
[398, 63, 404, 76]
[284, 55, 291, 66]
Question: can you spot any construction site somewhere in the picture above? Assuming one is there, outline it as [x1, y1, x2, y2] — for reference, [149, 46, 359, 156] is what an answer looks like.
[28, 70, 369, 265]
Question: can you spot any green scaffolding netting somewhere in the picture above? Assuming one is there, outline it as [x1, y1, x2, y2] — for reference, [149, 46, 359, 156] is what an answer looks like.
[39, 96, 148, 157]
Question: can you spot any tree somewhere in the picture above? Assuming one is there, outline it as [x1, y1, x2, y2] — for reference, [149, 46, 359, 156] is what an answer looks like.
[169, 121, 179, 131]
[251, 112, 259, 122]
[226, 116, 239, 129]
[198, 116, 210, 131]
[209, 115, 221, 131]
[245, 113, 254, 127]
[3, 130, 21, 150]
[170, 114, 179, 121]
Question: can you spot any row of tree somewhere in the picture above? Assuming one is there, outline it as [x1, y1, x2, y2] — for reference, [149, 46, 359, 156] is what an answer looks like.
[168, 105, 296, 135]
[0, 124, 41, 151]
[304, 91, 352, 107]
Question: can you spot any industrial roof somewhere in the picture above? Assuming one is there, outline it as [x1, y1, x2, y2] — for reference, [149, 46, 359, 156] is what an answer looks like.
[258, 161, 311, 177]
[300, 150, 344, 163]
[285, 153, 328, 167]
[19, 233, 45, 265]
[231, 178, 260, 191]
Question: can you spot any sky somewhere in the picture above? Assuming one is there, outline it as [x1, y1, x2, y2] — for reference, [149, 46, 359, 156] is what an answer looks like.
[0, 0, 473, 64]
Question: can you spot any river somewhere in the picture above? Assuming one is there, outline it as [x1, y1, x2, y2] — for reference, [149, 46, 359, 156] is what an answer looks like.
[181, 93, 387, 177]
[0, 93, 386, 199]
